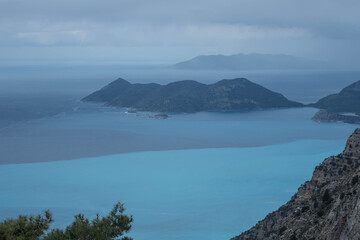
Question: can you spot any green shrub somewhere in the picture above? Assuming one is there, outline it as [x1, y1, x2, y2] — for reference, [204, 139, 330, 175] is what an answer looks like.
[0, 202, 132, 240]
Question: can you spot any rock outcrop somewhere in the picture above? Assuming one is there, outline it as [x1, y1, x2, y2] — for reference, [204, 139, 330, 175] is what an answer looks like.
[83, 78, 302, 113]
[232, 129, 360, 240]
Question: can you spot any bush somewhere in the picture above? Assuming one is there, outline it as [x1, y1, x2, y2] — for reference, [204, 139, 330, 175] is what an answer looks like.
[0, 210, 52, 240]
[0, 202, 133, 240]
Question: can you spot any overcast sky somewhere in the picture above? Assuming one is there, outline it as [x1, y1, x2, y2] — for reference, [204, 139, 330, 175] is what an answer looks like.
[0, 0, 359, 66]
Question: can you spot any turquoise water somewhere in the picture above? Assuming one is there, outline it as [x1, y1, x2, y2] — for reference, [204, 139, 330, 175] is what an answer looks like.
[0, 103, 359, 239]
[0, 140, 345, 239]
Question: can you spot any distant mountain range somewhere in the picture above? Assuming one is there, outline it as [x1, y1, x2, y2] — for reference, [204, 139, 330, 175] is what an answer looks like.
[82, 78, 302, 113]
[172, 53, 330, 70]
[311, 80, 360, 123]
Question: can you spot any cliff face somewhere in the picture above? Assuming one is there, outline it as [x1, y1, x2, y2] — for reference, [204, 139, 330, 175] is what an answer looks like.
[232, 129, 360, 240]
[83, 78, 302, 113]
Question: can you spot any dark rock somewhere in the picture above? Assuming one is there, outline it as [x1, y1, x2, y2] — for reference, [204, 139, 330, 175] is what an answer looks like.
[151, 114, 169, 119]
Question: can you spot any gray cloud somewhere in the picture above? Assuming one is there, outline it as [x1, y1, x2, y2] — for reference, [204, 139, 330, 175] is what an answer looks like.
[0, 0, 359, 66]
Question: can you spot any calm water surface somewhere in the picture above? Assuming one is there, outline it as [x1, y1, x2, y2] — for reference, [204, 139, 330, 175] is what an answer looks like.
[1, 67, 360, 239]
[0, 105, 359, 239]
[0, 105, 357, 164]
[0, 140, 346, 240]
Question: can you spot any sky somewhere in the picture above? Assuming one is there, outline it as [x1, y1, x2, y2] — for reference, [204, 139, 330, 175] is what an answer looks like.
[0, 0, 359, 66]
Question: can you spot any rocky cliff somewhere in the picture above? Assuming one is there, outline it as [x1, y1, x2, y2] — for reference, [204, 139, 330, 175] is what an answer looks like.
[83, 78, 302, 113]
[232, 129, 360, 240]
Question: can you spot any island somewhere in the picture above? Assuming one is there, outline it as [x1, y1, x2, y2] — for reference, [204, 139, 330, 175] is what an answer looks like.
[82, 78, 303, 113]
[310, 80, 360, 123]
[172, 53, 329, 70]
[233, 128, 360, 240]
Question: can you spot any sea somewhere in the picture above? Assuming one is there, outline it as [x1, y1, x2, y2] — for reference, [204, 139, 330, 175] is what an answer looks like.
[0, 65, 359, 239]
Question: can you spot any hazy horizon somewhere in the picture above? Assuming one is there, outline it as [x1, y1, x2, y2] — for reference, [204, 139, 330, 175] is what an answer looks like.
[0, 0, 359, 69]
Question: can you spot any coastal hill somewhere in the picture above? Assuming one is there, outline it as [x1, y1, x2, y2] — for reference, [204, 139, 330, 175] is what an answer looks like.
[312, 80, 360, 114]
[232, 128, 360, 240]
[82, 78, 302, 113]
[172, 53, 329, 70]
[311, 80, 360, 123]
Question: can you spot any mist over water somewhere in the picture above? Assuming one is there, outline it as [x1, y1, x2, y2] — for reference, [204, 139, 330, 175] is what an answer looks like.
[1, 64, 359, 99]
[1, 65, 359, 129]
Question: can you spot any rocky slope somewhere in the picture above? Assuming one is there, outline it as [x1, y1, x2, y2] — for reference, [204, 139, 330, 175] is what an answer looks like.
[232, 128, 360, 240]
[83, 78, 302, 113]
